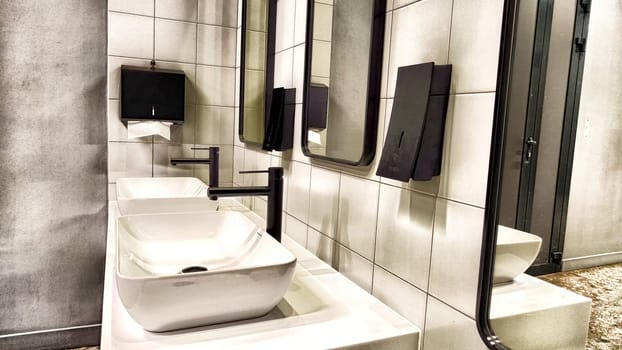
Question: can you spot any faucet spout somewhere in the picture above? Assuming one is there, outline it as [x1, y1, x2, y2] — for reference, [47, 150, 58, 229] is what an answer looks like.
[207, 167, 283, 242]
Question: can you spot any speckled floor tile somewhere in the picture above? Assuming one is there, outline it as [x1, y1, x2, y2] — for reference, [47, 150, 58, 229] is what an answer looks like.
[540, 263, 622, 350]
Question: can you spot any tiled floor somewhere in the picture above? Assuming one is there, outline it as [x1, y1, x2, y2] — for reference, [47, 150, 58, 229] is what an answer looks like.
[540, 263, 622, 350]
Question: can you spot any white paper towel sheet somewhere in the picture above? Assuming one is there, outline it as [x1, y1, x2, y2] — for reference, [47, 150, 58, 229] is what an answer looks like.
[127, 121, 173, 140]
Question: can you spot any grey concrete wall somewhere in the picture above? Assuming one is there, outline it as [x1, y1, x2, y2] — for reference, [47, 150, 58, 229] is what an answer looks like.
[0, 0, 107, 348]
[563, 0, 622, 269]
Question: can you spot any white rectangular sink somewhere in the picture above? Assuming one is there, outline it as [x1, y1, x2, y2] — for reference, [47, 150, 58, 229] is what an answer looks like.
[494, 225, 542, 284]
[116, 177, 218, 215]
[116, 211, 296, 332]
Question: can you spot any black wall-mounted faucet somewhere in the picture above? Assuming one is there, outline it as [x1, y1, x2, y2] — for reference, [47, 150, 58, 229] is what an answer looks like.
[207, 167, 284, 242]
[171, 147, 219, 190]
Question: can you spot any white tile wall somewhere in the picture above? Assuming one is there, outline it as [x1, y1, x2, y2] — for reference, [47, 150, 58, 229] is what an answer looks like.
[232, 0, 503, 347]
[107, 0, 504, 344]
[107, 0, 238, 190]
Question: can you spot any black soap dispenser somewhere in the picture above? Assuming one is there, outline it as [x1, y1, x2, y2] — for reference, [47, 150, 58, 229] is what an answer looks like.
[376, 62, 452, 182]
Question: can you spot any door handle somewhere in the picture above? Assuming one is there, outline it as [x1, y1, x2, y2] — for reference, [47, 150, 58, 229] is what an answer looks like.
[524, 137, 538, 164]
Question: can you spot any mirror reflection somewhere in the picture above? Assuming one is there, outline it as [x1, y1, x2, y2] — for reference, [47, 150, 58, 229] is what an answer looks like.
[490, 1, 621, 349]
[239, 0, 275, 144]
[302, 0, 384, 165]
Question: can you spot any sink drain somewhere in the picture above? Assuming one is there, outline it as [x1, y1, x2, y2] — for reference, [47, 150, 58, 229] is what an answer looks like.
[180, 266, 208, 274]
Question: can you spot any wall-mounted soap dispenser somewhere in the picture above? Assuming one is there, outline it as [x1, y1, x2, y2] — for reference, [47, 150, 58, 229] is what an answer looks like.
[376, 62, 452, 182]
[121, 65, 185, 124]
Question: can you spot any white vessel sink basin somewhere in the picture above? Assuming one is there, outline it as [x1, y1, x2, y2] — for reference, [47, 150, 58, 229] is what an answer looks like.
[116, 177, 218, 215]
[116, 211, 296, 332]
[494, 225, 542, 284]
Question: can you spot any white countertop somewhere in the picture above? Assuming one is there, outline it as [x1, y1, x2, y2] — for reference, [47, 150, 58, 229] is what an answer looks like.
[101, 200, 419, 350]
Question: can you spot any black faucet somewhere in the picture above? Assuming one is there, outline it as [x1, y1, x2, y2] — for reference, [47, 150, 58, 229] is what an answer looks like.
[170, 147, 219, 188]
[207, 167, 284, 242]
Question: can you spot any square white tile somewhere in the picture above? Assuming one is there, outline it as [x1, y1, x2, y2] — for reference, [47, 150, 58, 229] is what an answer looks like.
[438, 93, 495, 208]
[108, 142, 153, 182]
[337, 174, 379, 260]
[307, 227, 337, 268]
[198, 0, 238, 27]
[338, 245, 373, 293]
[372, 265, 427, 330]
[375, 184, 435, 291]
[197, 24, 237, 67]
[387, 0, 451, 98]
[285, 214, 308, 247]
[156, 0, 198, 22]
[276, 0, 296, 52]
[428, 198, 484, 318]
[448, 0, 503, 93]
[109, 0, 154, 16]
[274, 48, 294, 88]
[155, 19, 197, 64]
[423, 296, 487, 350]
[294, 0, 308, 46]
[243, 30, 267, 71]
[286, 161, 311, 222]
[108, 12, 154, 59]
[196, 65, 236, 106]
[312, 3, 333, 42]
[195, 105, 235, 145]
[310, 40, 331, 78]
[308, 166, 340, 238]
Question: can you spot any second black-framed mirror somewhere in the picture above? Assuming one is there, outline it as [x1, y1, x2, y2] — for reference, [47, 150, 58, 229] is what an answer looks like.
[478, 0, 622, 349]
[301, 0, 386, 166]
[238, 0, 277, 145]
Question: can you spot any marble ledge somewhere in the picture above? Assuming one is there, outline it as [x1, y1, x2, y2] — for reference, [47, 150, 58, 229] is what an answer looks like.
[101, 199, 420, 350]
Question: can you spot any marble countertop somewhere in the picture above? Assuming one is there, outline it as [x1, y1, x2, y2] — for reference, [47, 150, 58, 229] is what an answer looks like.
[100, 200, 419, 350]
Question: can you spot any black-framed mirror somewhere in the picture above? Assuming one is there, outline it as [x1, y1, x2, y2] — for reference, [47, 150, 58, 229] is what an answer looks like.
[301, 0, 386, 166]
[479, 1, 621, 349]
[238, 0, 277, 145]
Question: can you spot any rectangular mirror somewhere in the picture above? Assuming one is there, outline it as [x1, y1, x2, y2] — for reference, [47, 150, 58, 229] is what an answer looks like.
[302, 0, 386, 165]
[482, 1, 621, 349]
[239, 0, 277, 145]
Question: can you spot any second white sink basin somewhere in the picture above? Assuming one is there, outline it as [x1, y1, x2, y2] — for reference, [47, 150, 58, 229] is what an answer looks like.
[494, 225, 542, 284]
[116, 211, 297, 332]
[116, 177, 218, 215]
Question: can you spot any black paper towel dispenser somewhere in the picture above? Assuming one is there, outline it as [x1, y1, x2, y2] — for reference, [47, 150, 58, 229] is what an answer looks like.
[376, 62, 451, 182]
[121, 65, 185, 124]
